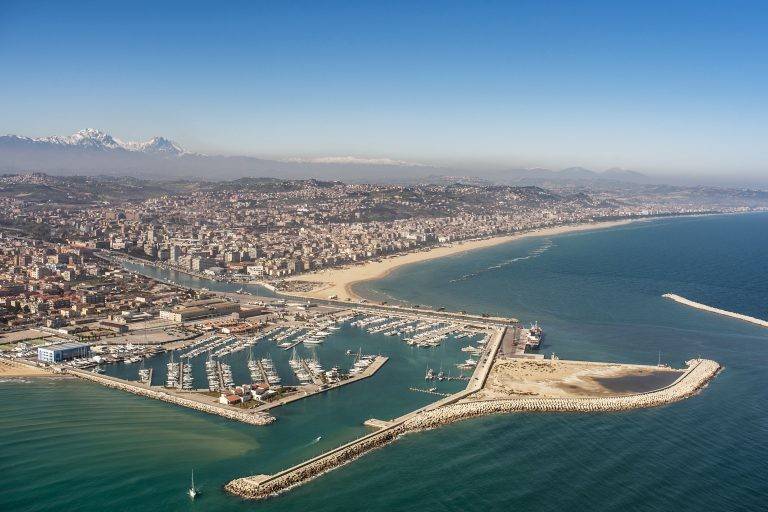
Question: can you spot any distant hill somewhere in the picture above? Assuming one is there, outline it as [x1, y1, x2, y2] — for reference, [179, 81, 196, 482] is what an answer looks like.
[0, 128, 441, 182]
[1, 128, 651, 186]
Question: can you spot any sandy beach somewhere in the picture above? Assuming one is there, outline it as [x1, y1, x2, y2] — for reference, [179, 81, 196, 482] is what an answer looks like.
[0, 358, 49, 377]
[477, 358, 683, 399]
[282, 219, 640, 301]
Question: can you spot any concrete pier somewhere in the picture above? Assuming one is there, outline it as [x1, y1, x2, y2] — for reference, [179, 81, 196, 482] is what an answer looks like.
[253, 356, 389, 412]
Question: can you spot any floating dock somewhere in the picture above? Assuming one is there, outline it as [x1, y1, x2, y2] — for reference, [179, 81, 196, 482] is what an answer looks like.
[253, 356, 389, 412]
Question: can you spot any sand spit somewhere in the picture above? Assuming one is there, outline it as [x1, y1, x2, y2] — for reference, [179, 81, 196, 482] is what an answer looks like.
[480, 358, 684, 398]
[663, 293, 768, 328]
[226, 358, 720, 500]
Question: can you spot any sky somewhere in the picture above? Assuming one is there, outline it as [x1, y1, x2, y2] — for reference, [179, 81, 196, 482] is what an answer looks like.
[0, 0, 766, 177]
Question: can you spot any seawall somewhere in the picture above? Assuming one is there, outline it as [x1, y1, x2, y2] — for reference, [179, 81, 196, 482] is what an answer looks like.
[68, 369, 275, 426]
[663, 293, 768, 328]
[225, 358, 721, 500]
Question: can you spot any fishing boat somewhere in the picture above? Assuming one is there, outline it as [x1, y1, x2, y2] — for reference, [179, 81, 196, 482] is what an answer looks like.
[138, 360, 151, 384]
[526, 321, 543, 349]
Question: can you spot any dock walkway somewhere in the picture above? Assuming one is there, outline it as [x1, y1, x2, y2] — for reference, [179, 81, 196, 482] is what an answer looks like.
[253, 356, 389, 412]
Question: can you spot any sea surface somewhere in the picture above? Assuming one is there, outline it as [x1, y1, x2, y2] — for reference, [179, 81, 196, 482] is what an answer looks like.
[2, 213, 767, 511]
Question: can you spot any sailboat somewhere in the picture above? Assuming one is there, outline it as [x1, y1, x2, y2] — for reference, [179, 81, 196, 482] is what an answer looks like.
[188, 469, 199, 499]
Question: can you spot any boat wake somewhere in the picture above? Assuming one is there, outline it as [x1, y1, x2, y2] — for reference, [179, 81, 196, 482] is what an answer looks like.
[449, 240, 554, 283]
[306, 436, 323, 446]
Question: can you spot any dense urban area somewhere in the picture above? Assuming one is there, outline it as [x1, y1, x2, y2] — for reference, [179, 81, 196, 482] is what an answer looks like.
[2, 173, 766, 291]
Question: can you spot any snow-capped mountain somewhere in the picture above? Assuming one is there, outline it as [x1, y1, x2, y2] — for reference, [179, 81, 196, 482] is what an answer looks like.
[0, 129, 437, 180]
[122, 136, 186, 155]
[0, 128, 652, 185]
[38, 128, 124, 150]
[5, 128, 186, 155]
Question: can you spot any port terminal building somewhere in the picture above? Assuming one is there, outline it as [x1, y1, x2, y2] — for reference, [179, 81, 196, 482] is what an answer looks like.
[37, 342, 91, 363]
[159, 299, 240, 323]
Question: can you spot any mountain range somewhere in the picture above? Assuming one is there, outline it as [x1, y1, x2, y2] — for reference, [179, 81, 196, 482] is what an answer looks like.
[0, 128, 651, 185]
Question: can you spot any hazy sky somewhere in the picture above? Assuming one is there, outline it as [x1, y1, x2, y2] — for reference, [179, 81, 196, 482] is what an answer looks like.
[1, 0, 766, 176]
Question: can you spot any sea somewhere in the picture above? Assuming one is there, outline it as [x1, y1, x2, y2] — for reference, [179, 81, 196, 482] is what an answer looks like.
[1, 212, 767, 511]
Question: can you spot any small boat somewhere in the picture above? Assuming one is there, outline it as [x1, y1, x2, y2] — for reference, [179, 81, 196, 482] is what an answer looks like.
[188, 469, 199, 499]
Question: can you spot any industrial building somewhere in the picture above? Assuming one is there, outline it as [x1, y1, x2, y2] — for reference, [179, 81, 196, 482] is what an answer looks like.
[37, 342, 91, 363]
[159, 298, 240, 323]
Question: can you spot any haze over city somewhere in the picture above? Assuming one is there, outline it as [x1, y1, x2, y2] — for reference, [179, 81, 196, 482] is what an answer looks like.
[1, 1, 766, 184]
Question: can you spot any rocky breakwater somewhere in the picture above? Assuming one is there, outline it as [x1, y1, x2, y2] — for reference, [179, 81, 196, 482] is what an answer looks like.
[225, 358, 720, 500]
[402, 359, 721, 431]
[68, 369, 275, 426]
[226, 425, 403, 499]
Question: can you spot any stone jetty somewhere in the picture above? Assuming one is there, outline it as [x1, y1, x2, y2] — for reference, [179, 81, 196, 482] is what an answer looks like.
[663, 293, 768, 328]
[68, 369, 275, 426]
[226, 358, 720, 500]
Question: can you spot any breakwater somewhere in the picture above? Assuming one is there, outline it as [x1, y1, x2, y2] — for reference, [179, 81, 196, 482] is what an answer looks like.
[401, 358, 720, 430]
[68, 369, 275, 426]
[663, 293, 768, 328]
[226, 358, 720, 500]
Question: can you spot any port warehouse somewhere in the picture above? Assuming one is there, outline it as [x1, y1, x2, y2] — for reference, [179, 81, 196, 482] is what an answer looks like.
[158, 298, 241, 323]
[37, 341, 91, 363]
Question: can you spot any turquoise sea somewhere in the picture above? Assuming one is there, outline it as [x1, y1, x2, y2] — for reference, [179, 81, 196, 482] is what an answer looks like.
[2, 213, 767, 511]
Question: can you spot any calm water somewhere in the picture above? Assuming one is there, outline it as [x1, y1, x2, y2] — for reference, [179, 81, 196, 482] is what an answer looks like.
[2, 213, 768, 511]
[118, 262, 277, 298]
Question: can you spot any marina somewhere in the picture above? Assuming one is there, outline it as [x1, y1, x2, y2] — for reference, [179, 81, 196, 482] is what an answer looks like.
[21, 300, 501, 427]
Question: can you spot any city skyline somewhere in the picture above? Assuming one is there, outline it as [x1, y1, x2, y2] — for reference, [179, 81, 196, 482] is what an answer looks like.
[1, 1, 767, 178]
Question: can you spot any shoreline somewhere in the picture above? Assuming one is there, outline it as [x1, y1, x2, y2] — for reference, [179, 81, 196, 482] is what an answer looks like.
[0, 357, 52, 377]
[283, 218, 646, 301]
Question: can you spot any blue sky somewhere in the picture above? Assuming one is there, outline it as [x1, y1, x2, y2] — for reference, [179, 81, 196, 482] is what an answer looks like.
[1, 0, 766, 176]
